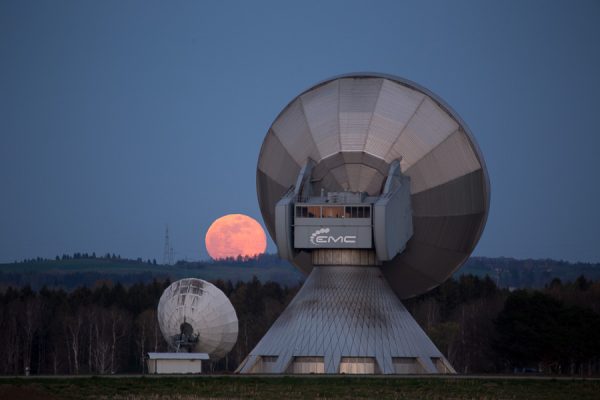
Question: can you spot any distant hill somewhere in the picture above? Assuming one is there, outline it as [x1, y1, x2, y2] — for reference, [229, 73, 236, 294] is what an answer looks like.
[0, 254, 303, 291]
[458, 256, 600, 289]
[0, 253, 598, 291]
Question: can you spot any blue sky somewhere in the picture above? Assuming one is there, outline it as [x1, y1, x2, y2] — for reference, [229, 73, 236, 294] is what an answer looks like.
[1, 0, 599, 263]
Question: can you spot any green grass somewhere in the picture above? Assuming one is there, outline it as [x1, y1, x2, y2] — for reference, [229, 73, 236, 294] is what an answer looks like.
[1, 376, 599, 400]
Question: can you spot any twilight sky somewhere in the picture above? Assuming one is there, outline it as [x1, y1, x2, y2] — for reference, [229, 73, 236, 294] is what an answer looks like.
[1, 1, 599, 263]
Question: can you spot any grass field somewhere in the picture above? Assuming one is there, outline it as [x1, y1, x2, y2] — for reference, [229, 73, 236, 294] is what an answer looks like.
[1, 376, 599, 400]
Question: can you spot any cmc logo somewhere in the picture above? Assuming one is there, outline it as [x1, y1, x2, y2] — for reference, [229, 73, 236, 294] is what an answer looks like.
[309, 228, 357, 245]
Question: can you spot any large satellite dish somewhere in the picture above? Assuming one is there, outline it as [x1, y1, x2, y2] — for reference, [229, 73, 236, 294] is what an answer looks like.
[157, 278, 238, 360]
[238, 73, 489, 375]
[257, 73, 489, 299]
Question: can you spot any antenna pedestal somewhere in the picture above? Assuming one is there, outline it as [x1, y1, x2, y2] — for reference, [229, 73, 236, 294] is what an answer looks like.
[236, 266, 454, 374]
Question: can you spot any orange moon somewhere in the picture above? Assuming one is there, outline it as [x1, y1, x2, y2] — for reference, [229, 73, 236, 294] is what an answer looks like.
[205, 214, 267, 260]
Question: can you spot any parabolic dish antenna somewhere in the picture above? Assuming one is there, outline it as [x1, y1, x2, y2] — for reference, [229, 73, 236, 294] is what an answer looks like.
[157, 278, 238, 360]
[256, 73, 489, 299]
[237, 73, 490, 375]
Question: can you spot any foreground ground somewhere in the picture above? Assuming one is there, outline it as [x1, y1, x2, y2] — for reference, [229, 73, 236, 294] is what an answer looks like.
[1, 375, 599, 400]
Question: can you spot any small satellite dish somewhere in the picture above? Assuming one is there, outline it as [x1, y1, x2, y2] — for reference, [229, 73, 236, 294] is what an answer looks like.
[157, 278, 238, 360]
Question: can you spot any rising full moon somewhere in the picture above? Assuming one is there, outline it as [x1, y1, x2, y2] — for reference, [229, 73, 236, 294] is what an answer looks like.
[205, 214, 267, 260]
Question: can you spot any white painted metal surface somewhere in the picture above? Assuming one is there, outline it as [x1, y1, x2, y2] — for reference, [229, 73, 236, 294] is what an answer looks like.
[147, 352, 209, 360]
[146, 352, 208, 374]
[157, 278, 238, 360]
[301, 80, 341, 159]
[247, 73, 488, 375]
[256, 73, 490, 299]
[237, 266, 455, 374]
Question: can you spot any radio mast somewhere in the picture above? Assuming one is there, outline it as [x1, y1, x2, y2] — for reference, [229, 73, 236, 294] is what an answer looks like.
[163, 225, 174, 266]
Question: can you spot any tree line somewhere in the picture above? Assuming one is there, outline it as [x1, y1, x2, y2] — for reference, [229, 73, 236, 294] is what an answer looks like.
[10, 252, 283, 267]
[405, 275, 600, 374]
[4, 254, 600, 292]
[0, 275, 598, 375]
[13, 253, 158, 265]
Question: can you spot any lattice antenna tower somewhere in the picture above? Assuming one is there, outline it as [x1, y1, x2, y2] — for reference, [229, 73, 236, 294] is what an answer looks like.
[163, 225, 174, 265]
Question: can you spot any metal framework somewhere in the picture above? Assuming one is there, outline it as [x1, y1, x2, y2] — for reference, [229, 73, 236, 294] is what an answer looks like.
[162, 225, 174, 266]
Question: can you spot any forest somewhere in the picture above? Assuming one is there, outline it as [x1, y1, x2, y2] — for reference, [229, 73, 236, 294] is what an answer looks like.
[2, 253, 600, 291]
[0, 273, 599, 376]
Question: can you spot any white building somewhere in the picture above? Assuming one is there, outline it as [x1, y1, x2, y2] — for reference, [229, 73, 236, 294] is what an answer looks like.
[146, 352, 209, 374]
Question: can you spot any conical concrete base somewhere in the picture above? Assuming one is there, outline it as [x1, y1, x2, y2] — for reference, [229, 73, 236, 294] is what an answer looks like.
[236, 266, 455, 374]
